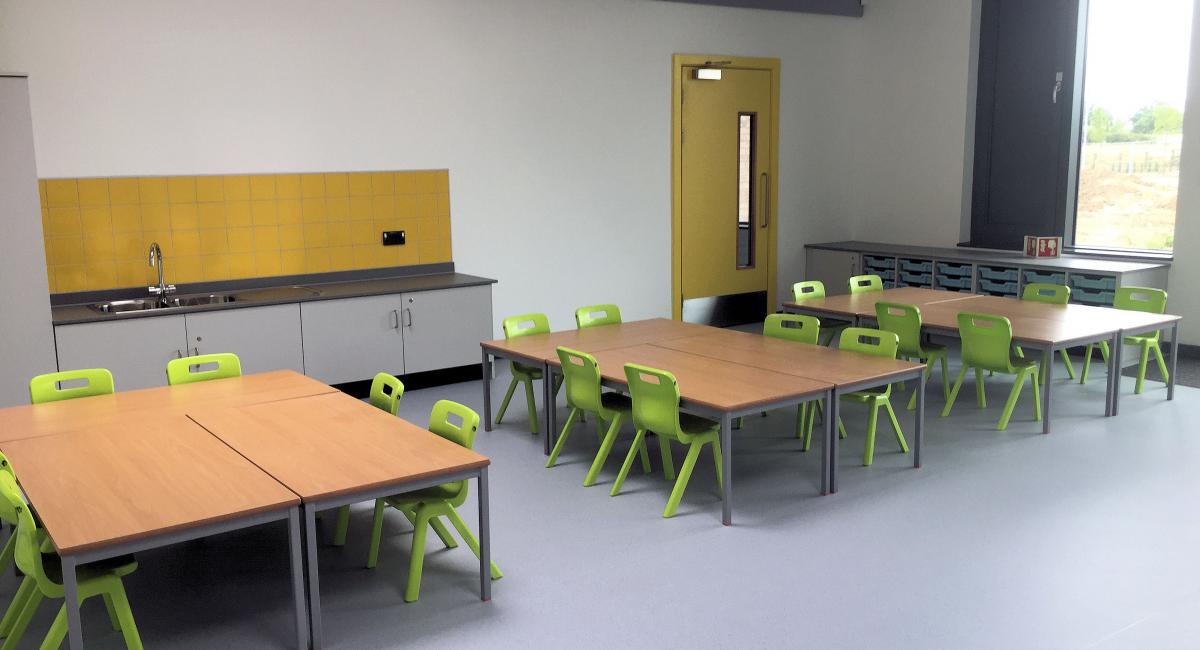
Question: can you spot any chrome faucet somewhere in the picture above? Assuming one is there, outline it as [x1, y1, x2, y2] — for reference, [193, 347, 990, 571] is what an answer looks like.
[147, 242, 176, 300]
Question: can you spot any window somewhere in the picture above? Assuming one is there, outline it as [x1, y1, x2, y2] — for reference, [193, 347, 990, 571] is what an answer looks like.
[736, 113, 756, 268]
[1074, 0, 1194, 252]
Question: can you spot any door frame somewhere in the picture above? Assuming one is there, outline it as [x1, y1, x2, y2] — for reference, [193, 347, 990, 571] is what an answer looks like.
[671, 53, 781, 320]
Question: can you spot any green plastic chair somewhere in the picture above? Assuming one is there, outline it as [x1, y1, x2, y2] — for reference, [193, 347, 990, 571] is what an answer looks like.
[330, 372, 407, 548]
[874, 302, 950, 411]
[793, 281, 845, 346]
[834, 328, 908, 466]
[28, 368, 114, 404]
[495, 313, 554, 434]
[848, 274, 884, 295]
[165, 352, 242, 385]
[546, 347, 650, 486]
[611, 364, 723, 518]
[0, 453, 16, 592]
[365, 401, 502, 602]
[575, 304, 622, 329]
[761, 314, 826, 443]
[942, 312, 1042, 430]
[0, 473, 144, 650]
[1080, 287, 1169, 394]
[1016, 283, 1077, 381]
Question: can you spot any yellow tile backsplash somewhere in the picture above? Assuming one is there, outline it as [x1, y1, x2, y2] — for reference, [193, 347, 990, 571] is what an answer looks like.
[40, 170, 453, 293]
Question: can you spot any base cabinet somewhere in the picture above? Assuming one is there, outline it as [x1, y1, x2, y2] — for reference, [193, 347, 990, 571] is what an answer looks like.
[401, 286, 492, 374]
[185, 304, 303, 375]
[301, 295, 406, 385]
[55, 315, 188, 391]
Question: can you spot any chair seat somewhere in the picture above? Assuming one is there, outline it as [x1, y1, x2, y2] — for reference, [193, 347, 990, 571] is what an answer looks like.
[599, 392, 632, 414]
[679, 412, 719, 436]
[917, 342, 947, 356]
[386, 482, 463, 505]
[43, 553, 138, 586]
[841, 388, 888, 404]
[512, 362, 543, 379]
[1123, 334, 1158, 345]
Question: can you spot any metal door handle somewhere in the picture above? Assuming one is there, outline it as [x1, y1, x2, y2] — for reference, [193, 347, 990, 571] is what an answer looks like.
[192, 347, 199, 356]
[1052, 72, 1063, 104]
[404, 308, 413, 327]
[176, 349, 183, 359]
[390, 309, 400, 330]
[760, 172, 770, 229]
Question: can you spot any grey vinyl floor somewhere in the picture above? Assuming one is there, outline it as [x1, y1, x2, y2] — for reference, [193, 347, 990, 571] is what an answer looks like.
[3, 359, 1198, 649]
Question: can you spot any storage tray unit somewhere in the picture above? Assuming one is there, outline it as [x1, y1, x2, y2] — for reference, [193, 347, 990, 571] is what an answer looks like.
[897, 258, 933, 287]
[1022, 269, 1067, 286]
[935, 261, 973, 292]
[976, 266, 1019, 296]
[862, 255, 897, 289]
[1068, 273, 1118, 305]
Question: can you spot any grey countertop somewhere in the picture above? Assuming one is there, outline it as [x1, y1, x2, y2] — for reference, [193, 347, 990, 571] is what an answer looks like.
[806, 240, 1170, 273]
[52, 271, 496, 326]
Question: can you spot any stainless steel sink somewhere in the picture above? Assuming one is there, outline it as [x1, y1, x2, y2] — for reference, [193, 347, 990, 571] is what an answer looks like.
[231, 285, 322, 301]
[88, 294, 236, 313]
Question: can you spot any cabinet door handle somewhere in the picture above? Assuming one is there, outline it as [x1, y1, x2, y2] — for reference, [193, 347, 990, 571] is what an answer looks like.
[192, 347, 199, 356]
[176, 349, 183, 359]
[390, 309, 401, 330]
[404, 308, 413, 328]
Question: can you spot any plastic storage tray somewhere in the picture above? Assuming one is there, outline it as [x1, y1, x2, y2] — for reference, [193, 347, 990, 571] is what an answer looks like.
[977, 265, 1019, 283]
[863, 255, 896, 271]
[1071, 288, 1115, 305]
[1068, 273, 1117, 292]
[898, 271, 933, 286]
[1022, 269, 1067, 286]
[899, 259, 933, 274]
[936, 274, 972, 290]
[978, 278, 1018, 295]
[935, 262, 972, 278]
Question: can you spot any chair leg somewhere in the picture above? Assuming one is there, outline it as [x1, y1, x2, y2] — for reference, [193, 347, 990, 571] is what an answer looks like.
[974, 368, 986, 408]
[444, 509, 504, 580]
[494, 377, 518, 424]
[1031, 369, 1042, 421]
[1059, 349, 1077, 381]
[521, 376, 539, 435]
[663, 443, 703, 518]
[942, 365, 969, 417]
[907, 361, 933, 411]
[862, 401, 880, 466]
[366, 498, 387, 568]
[1153, 341, 1170, 385]
[404, 509, 433, 602]
[108, 582, 144, 650]
[1135, 341, 1152, 394]
[884, 400, 907, 453]
[1, 591, 43, 650]
[795, 403, 807, 439]
[658, 435, 676, 480]
[638, 434, 652, 474]
[584, 412, 622, 486]
[545, 407, 580, 468]
[332, 505, 350, 546]
[710, 438, 724, 490]
[1100, 340, 1110, 362]
[0, 533, 13, 581]
[997, 369, 1028, 431]
[803, 402, 818, 451]
[102, 593, 121, 631]
[837, 416, 847, 440]
[0, 576, 35, 638]
[1080, 344, 1094, 384]
[938, 354, 951, 401]
[37, 605, 67, 650]
[610, 429, 649, 497]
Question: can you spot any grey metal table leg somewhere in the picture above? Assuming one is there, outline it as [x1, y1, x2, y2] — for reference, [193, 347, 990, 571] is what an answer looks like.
[720, 412, 733, 526]
[542, 362, 552, 456]
[63, 556, 82, 649]
[1105, 332, 1118, 417]
[829, 388, 841, 494]
[478, 466, 492, 601]
[1042, 347, 1054, 434]
[820, 390, 832, 495]
[287, 507, 310, 650]
[1112, 335, 1124, 416]
[303, 503, 323, 649]
[915, 369, 924, 469]
[482, 349, 493, 432]
[1169, 322, 1179, 401]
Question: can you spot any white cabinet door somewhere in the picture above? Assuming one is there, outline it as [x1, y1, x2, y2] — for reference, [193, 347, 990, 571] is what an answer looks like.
[184, 304, 304, 375]
[401, 285, 492, 374]
[54, 316, 188, 391]
[806, 249, 861, 296]
[300, 295, 404, 384]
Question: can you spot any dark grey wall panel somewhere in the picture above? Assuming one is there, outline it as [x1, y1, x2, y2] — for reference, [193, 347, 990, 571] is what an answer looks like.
[657, 0, 863, 18]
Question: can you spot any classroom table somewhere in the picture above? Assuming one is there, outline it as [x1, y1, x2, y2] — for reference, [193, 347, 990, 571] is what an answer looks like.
[652, 328, 926, 494]
[584, 344, 832, 525]
[0, 415, 307, 650]
[0, 369, 336, 444]
[188, 391, 493, 648]
[480, 318, 712, 453]
[782, 286, 982, 323]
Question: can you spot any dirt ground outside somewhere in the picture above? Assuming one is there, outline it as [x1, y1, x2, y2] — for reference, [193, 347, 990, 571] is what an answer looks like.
[1075, 139, 1180, 251]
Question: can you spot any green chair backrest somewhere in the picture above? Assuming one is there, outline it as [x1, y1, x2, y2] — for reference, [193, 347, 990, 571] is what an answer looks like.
[166, 353, 242, 385]
[0, 452, 16, 526]
[1114, 286, 1167, 314]
[792, 280, 826, 302]
[763, 313, 820, 345]
[502, 313, 550, 339]
[29, 368, 115, 404]
[575, 304, 622, 329]
[0, 473, 52, 594]
[427, 400, 481, 506]
[1022, 283, 1070, 305]
[848, 274, 884, 295]
[838, 327, 899, 359]
[624, 363, 693, 441]
[874, 302, 924, 357]
[368, 372, 404, 415]
[556, 347, 605, 413]
[957, 312, 1016, 373]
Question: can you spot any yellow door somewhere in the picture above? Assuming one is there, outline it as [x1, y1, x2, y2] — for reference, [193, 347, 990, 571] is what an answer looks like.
[673, 56, 778, 324]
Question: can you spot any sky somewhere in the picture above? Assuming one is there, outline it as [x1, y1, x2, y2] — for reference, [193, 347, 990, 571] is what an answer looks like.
[1084, 0, 1195, 120]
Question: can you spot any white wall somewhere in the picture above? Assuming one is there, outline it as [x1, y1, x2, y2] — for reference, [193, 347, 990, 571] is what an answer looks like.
[0, 0, 861, 335]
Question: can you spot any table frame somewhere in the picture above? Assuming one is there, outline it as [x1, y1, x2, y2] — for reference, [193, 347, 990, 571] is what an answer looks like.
[1111, 319, 1181, 416]
[62, 506, 307, 650]
[300, 467, 491, 648]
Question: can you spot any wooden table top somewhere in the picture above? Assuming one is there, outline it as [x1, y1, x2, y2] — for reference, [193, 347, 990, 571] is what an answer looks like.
[189, 392, 490, 502]
[783, 287, 982, 319]
[481, 318, 713, 364]
[0, 370, 337, 444]
[654, 329, 924, 387]
[0, 415, 299, 555]
[587, 344, 830, 413]
[916, 296, 1180, 344]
